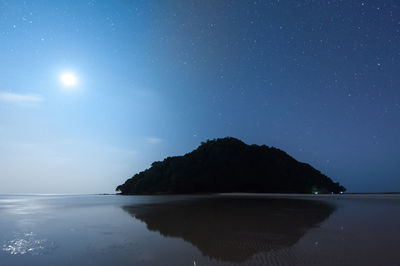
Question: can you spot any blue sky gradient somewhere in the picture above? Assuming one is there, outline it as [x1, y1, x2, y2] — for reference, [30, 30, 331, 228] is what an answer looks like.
[1, 0, 399, 193]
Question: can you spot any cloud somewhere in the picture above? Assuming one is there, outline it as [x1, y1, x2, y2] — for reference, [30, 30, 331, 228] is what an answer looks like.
[145, 137, 163, 144]
[0, 92, 43, 106]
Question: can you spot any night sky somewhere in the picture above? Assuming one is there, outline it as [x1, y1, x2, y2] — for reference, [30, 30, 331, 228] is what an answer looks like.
[1, 0, 399, 193]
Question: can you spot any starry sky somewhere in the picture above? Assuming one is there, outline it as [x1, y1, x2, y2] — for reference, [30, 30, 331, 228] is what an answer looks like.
[1, 0, 399, 193]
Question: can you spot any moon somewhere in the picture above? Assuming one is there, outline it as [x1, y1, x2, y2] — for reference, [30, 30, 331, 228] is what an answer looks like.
[60, 72, 77, 87]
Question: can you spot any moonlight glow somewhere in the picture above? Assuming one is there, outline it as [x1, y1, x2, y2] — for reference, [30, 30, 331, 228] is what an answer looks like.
[60, 72, 77, 87]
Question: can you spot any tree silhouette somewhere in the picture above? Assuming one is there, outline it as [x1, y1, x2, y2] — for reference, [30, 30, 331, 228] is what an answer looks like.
[116, 137, 346, 194]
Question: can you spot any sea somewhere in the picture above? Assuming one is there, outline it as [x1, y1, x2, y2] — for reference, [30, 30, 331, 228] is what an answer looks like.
[0, 193, 399, 265]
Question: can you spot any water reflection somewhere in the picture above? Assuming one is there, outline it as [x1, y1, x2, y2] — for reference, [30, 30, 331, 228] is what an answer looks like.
[2, 232, 55, 255]
[123, 196, 335, 262]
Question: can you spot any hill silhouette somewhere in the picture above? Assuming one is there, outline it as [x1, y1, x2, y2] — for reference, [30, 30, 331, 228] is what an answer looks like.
[116, 137, 345, 194]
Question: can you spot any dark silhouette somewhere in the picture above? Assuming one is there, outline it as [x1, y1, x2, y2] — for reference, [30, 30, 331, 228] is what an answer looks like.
[123, 196, 336, 262]
[116, 137, 345, 194]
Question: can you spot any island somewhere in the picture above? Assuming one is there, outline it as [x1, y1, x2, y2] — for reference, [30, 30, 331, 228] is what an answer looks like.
[116, 137, 346, 194]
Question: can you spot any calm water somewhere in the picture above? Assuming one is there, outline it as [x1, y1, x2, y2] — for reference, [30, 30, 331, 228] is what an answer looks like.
[0, 194, 399, 265]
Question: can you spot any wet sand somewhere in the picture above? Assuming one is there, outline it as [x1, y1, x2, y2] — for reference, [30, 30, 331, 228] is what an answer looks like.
[0, 194, 399, 265]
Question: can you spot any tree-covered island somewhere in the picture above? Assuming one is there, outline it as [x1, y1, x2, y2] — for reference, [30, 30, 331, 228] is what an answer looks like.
[116, 137, 345, 195]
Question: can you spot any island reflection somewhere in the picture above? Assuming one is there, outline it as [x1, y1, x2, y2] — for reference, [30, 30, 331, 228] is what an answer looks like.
[123, 196, 335, 263]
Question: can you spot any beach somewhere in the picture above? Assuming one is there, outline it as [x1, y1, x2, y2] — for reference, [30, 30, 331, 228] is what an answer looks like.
[0, 194, 399, 265]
